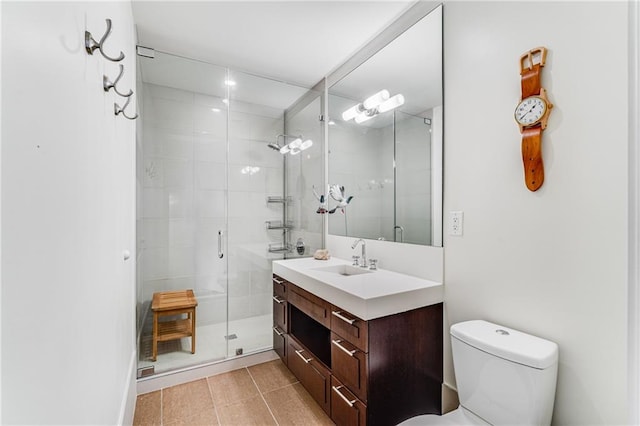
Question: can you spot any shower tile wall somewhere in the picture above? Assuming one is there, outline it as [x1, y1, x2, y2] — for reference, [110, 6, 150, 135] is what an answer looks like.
[140, 82, 283, 326]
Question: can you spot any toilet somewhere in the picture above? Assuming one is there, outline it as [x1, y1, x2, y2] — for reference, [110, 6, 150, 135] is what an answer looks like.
[400, 320, 559, 425]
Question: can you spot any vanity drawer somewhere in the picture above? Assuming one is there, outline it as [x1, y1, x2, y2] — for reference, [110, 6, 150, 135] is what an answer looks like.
[273, 326, 287, 363]
[331, 307, 368, 352]
[289, 283, 331, 328]
[272, 274, 287, 299]
[287, 336, 331, 415]
[331, 375, 367, 426]
[331, 332, 368, 402]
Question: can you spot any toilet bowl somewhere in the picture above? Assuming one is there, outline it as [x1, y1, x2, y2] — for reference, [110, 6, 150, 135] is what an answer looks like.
[399, 320, 559, 426]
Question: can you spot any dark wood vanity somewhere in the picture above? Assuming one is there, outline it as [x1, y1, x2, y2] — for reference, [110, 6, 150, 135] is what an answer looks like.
[272, 273, 443, 426]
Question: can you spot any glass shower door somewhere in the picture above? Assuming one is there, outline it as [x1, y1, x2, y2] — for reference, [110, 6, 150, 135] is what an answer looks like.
[137, 51, 230, 373]
[394, 111, 432, 245]
[224, 69, 309, 358]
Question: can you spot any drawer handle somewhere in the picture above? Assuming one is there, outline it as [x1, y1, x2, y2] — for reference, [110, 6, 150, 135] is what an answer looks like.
[272, 296, 285, 304]
[332, 310, 356, 325]
[332, 339, 357, 357]
[273, 326, 285, 336]
[273, 277, 284, 285]
[295, 349, 312, 364]
[332, 385, 356, 408]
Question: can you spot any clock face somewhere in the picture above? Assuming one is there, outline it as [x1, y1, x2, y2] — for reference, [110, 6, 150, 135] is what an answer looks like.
[514, 96, 547, 126]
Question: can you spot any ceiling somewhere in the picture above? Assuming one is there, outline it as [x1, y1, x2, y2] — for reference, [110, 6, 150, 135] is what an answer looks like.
[131, 1, 415, 89]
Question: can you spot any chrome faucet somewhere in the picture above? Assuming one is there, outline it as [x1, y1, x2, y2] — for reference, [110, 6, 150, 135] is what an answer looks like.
[351, 238, 367, 268]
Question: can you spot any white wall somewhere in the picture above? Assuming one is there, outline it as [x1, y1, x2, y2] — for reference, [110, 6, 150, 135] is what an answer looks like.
[443, 2, 628, 424]
[1, 2, 137, 424]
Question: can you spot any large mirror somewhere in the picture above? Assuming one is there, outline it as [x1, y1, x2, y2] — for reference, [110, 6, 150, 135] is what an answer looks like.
[327, 4, 442, 246]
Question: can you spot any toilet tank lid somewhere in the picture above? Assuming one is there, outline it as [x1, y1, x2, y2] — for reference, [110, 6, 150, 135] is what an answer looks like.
[450, 320, 559, 369]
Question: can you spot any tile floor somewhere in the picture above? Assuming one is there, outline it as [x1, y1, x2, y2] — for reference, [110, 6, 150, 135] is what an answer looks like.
[133, 359, 335, 425]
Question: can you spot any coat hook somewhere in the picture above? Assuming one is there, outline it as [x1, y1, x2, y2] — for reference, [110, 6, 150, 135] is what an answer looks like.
[85, 18, 125, 62]
[104, 64, 133, 97]
[114, 96, 138, 120]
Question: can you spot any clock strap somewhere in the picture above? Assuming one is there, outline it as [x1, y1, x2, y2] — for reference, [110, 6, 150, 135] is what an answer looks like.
[521, 63, 542, 98]
[522, 125, 544, 191]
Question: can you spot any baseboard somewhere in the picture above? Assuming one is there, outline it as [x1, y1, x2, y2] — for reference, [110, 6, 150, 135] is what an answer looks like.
[119, 350, 138, 425]
[442, 382, 459, 414]
[137, 350, 279, 395]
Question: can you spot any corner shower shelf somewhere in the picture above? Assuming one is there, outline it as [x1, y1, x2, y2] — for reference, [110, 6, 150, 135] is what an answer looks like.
[266, 220, 293, 230]
[268, 242, 292, 253]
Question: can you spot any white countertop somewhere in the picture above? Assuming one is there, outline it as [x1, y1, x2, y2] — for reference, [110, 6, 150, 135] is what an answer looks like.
[272, 257, 443, 320]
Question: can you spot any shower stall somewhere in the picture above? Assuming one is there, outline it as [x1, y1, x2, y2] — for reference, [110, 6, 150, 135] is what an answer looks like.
[135, 51, 323, 376]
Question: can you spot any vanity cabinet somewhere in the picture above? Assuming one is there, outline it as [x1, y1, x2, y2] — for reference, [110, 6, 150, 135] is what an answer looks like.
[272, 273, 443, 426]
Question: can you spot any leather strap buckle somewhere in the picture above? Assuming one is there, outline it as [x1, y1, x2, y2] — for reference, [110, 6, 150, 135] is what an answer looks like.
[520, 47, 547, 72]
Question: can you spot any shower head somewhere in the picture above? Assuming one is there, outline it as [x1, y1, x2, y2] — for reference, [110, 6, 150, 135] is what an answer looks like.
[267, 142, 281, 151]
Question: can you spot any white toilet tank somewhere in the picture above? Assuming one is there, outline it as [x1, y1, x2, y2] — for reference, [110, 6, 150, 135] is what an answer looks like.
[451, 320, 559, 426]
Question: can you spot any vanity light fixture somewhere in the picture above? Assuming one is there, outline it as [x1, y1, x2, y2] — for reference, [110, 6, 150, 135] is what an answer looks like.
[269, 134, 313, 156]
[342, 89, 405, 124]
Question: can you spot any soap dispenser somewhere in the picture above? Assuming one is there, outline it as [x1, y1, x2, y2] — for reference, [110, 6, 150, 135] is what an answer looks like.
[296, 238, 305, 255]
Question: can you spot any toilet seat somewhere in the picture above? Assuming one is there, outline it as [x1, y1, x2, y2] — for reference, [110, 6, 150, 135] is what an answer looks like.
[398, 407, 490, 425]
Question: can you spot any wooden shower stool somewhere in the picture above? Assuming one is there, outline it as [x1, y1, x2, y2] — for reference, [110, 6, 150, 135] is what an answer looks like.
[151, 290, 198, 362]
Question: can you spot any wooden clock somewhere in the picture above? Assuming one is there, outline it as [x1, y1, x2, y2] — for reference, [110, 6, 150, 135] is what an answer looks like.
[514, 47, 553, 191]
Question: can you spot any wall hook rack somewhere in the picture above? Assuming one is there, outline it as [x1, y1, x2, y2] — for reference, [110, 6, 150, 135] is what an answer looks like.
[85, 18, 125, 62]
[114, 96, 138, 120]
[104, 64, 133, 97]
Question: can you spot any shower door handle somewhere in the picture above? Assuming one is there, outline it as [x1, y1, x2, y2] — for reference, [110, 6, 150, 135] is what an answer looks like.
[218, 230, 224, 259]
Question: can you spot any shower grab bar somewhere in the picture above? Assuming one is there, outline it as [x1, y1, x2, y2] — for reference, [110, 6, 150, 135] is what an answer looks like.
[103, 64, 133, 97]
[218, 230, 224, 259]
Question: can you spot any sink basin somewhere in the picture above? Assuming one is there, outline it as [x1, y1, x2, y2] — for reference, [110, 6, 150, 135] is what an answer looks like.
[313, 264, 373, 276]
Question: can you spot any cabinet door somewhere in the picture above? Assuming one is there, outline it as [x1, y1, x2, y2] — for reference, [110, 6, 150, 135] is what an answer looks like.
[331, 332, 368, 402]
[273, 295, 287, 331]
[331, 376, 367, 426]
[330, 307, 368, 352]
[273, 326, 287, 362]
[273, 275, 287, 299]
[287, 337, 331, 415]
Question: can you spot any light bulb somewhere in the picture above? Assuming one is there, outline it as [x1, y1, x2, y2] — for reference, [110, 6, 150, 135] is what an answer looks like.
[378, 94, 405, 113]
[279, 145, 290, 154]
[300, 139, 313, 151]
[355, 111, 375, 124]
[290, 147, 301, 155]
[289, 138, 302, 149]
[363, 90, 390, 110]
[342, 104, 363, 121]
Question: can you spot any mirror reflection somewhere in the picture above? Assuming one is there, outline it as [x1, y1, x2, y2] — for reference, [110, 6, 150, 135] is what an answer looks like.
[327, 5, 443, 246]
